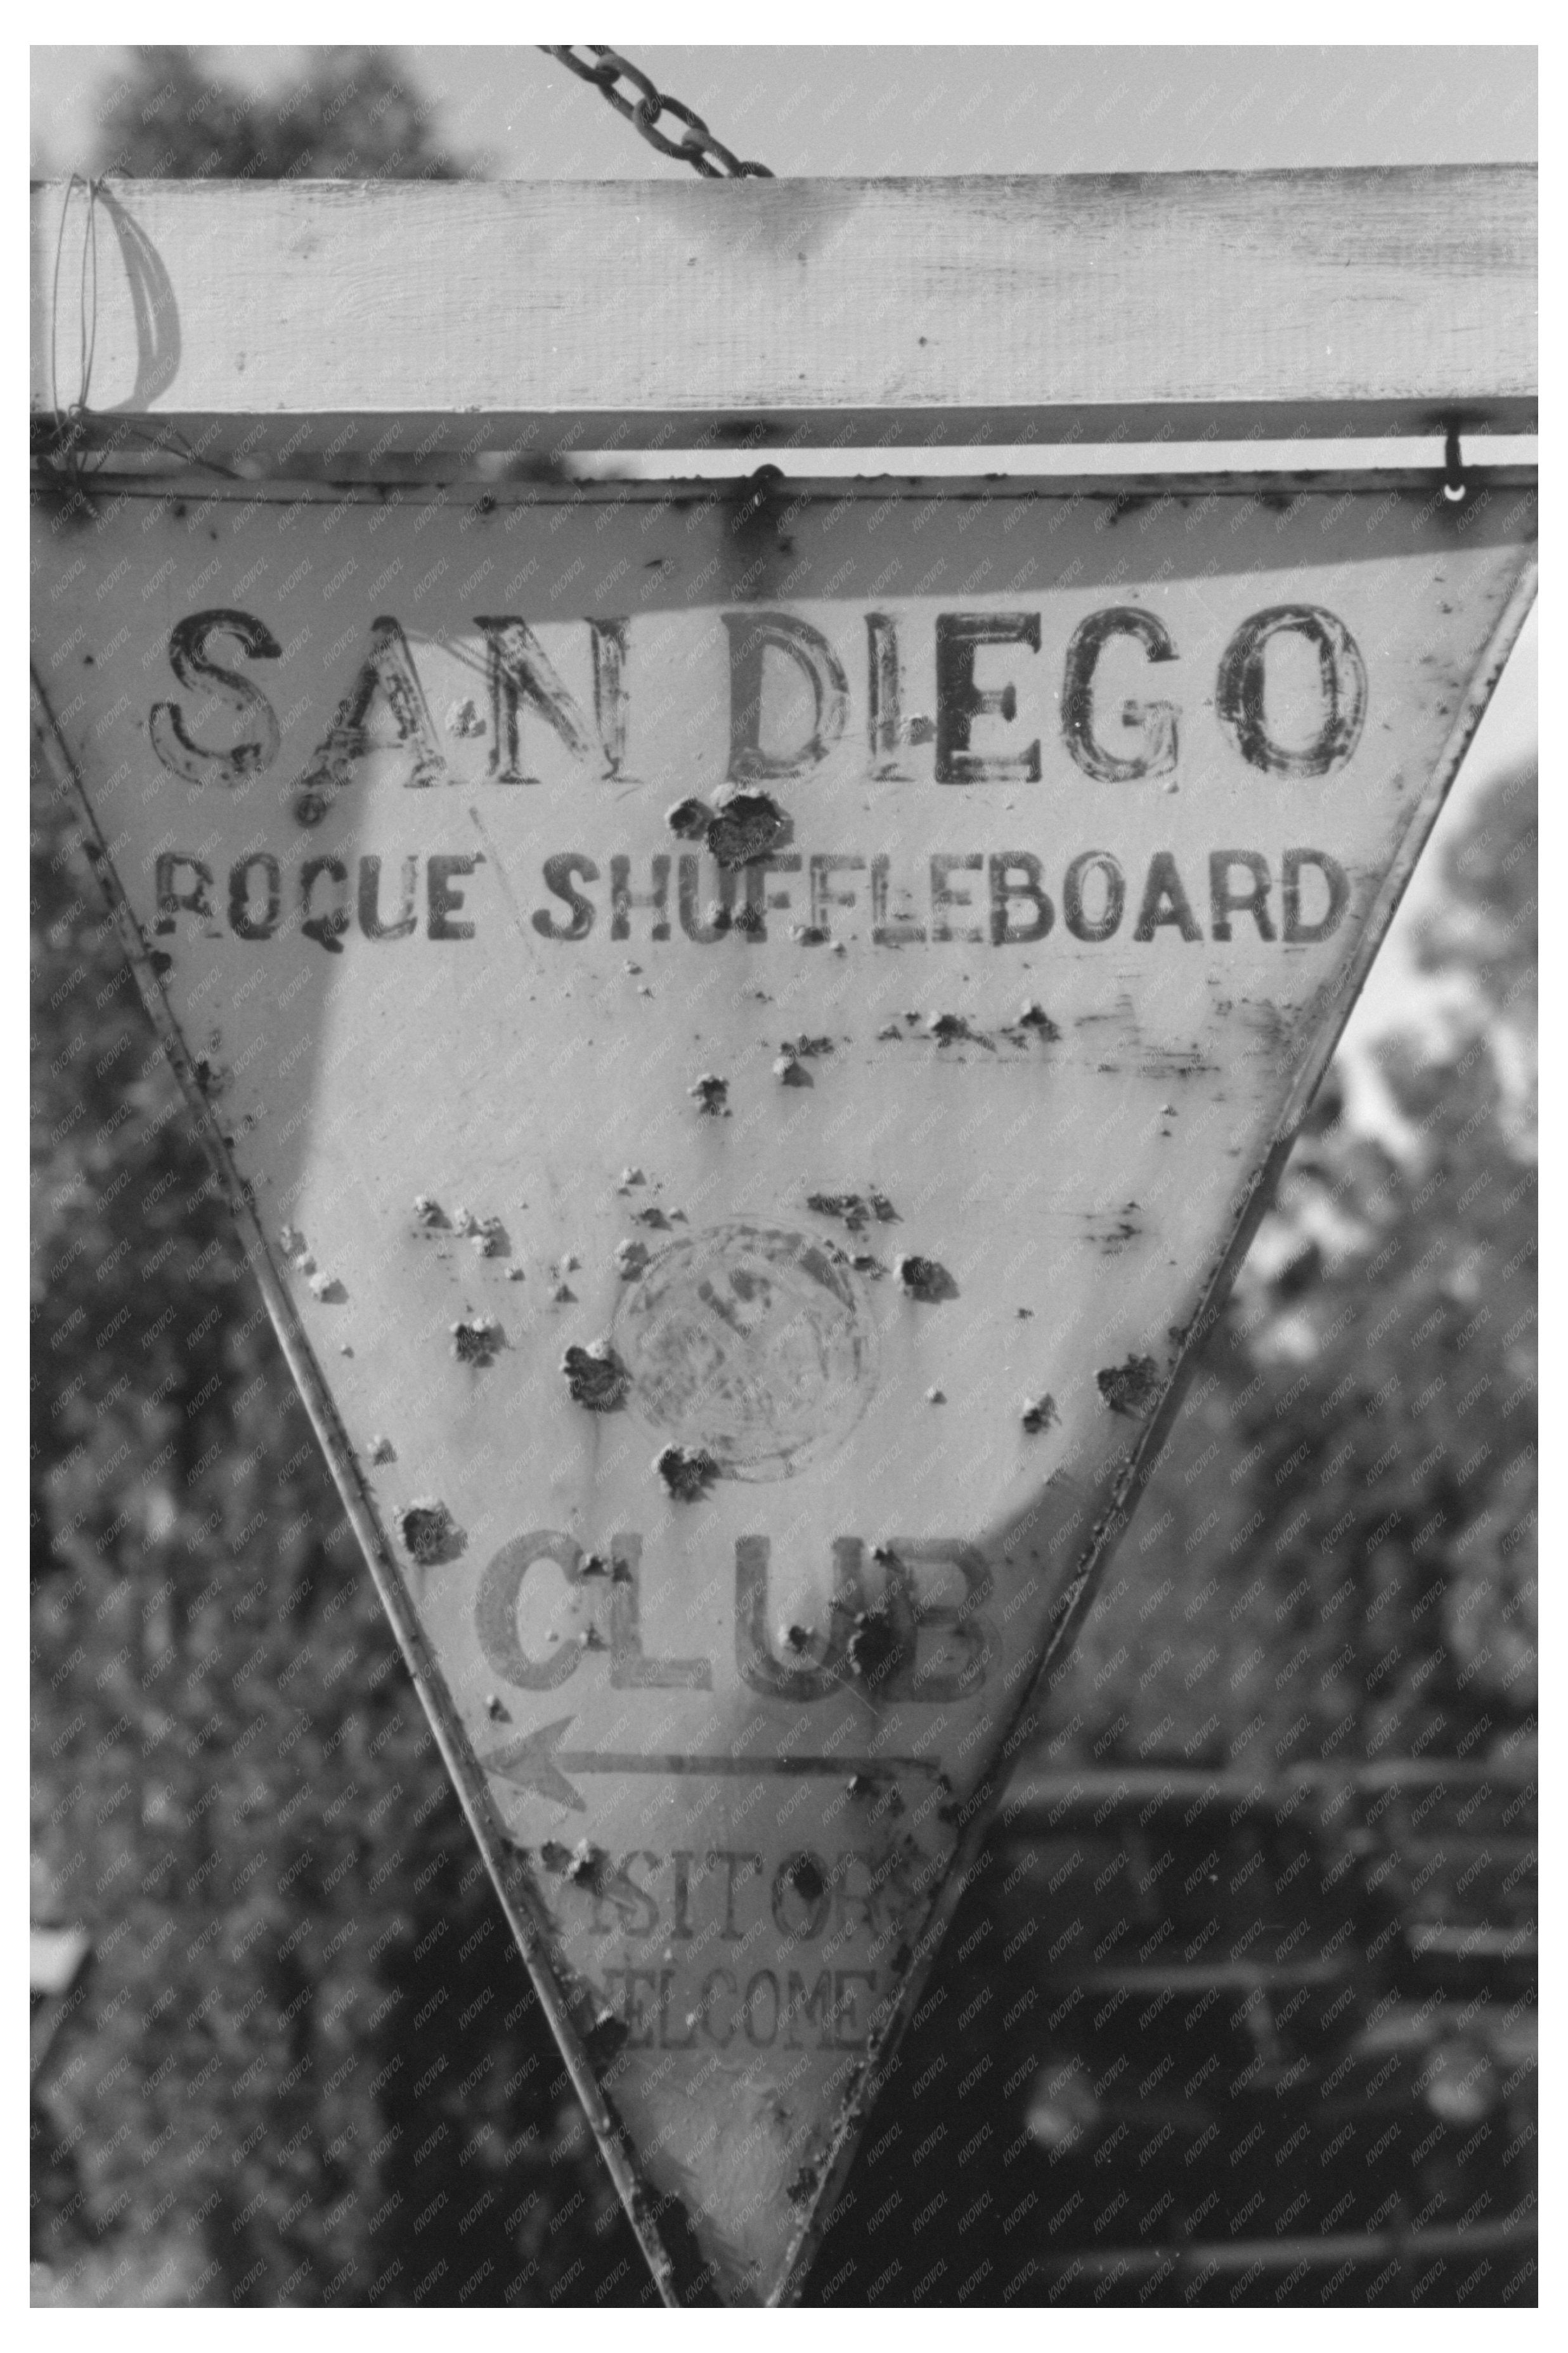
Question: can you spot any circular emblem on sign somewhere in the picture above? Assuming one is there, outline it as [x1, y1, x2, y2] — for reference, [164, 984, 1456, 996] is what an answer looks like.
[613, 1222, 878, 1482]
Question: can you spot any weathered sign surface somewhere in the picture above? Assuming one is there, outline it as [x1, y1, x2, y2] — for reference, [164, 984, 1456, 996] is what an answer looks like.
[30, 470, 1536, 2304]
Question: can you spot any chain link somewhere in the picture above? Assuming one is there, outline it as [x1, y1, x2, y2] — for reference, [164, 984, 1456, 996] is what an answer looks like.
[541, 46, 772, 178]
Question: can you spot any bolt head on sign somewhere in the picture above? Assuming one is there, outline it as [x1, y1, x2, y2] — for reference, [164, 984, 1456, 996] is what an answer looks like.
[32, 470, 1535, 2304]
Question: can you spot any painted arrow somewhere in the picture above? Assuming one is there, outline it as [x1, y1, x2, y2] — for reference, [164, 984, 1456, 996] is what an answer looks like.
[481, 1716, 947, 1813]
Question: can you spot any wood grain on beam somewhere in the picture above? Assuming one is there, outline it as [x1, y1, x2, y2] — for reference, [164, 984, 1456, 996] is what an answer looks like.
[30, 169, 1536, 457]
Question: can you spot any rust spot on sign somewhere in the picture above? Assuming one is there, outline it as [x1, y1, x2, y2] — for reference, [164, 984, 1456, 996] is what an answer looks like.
[1096, 1354, 1163, 1417]
[895, 1254, 957, 1303]
[654, 1443, 720, 1501]
[805, 1190, 895, 1233]
[395, 1498, 459, 1565]
[451, 1315, 500, 1366]
[1017, 999, 1062, 1040]
[706, 792, 792, 869]
[665, 797, 712, 841]
[562, 1341, 631, 1413]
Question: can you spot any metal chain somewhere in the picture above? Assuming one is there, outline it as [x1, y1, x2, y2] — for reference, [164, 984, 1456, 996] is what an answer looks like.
[540, 46, 772, 178]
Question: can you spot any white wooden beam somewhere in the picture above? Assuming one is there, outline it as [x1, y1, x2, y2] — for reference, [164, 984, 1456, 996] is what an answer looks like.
[31, 168, 1536, 460]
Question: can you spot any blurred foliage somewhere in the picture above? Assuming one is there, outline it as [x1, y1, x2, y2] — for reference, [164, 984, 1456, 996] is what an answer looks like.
[94, 46, 472, 182]
[30, 41, 1536, 2313]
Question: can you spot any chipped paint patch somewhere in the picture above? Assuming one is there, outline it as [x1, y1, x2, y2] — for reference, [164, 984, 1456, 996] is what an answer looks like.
[451, 1314, 500, 1366]
[706, 791, 792, 870]
[895, 1254, 957, 1304]
[654, 1444, 720, 1502]
[395, 1498, 458, 1565]
[562, 1341, 631, 1412]
[805, 1189, 897, 1233]
[1096, 1354, 1163, 1417]
[689, 1073, 730, 1116]
[1017, 1000, 1061, 1039]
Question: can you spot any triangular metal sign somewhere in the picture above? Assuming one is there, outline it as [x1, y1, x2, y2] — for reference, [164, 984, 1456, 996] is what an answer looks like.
[32, 467, 1535, 2305]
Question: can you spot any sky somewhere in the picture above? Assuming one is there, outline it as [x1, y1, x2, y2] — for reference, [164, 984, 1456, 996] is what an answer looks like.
[29, 39, 1538, 1087]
